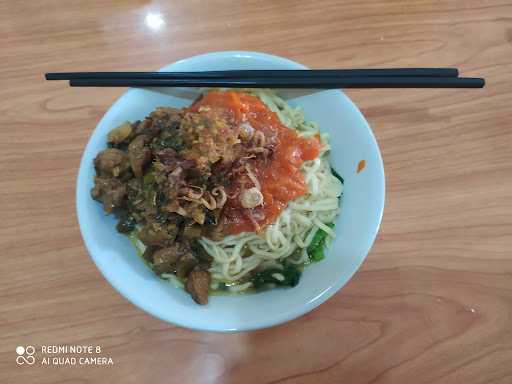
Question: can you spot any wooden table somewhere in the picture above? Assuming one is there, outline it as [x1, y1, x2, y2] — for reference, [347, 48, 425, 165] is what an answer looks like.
[2, 1, 511, 383]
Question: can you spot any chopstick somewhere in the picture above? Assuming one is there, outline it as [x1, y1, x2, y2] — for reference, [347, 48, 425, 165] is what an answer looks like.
[45, 68, 485, 89]
[67, 77, 485, 89]
[46, 68, 459, 80]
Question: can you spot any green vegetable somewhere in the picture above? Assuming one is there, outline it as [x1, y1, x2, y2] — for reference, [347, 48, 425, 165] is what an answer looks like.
[142, 168, 158, 206]
[216, 282, 228, 291]
[116, 215, 136, 234]
[252, 263, 301, 290]
[309, 246, 325, 262]
[143, 170, 155, 186]
[307, 223, 335, 262]
[146, 189, 157, 207]
[331, 167, 344, 184]
[282, 264, 301, 287]
[151, 136, 184, 152]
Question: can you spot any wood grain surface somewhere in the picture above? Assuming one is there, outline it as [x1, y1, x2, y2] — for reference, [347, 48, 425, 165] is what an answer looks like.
[1, 1, 511, 383]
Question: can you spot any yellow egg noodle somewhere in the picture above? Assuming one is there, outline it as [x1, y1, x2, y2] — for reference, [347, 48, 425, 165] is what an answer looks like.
[195, 89, 343, 292]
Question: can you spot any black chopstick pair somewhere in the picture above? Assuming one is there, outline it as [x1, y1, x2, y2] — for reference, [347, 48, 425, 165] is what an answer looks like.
[45, 69, 485, 89]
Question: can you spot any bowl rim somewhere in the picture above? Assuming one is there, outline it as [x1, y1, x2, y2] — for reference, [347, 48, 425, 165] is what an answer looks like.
[76, 50, 385, 332]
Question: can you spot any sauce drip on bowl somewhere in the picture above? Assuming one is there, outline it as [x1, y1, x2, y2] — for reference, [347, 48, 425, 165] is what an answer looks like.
[190, 91, 321, 235]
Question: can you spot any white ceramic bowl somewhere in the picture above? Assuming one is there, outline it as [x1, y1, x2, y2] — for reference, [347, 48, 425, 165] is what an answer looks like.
[76, 51, 385, 332]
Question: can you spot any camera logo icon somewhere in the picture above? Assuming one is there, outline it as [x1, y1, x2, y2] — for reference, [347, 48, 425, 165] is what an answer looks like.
[16, 346, 35, 365]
